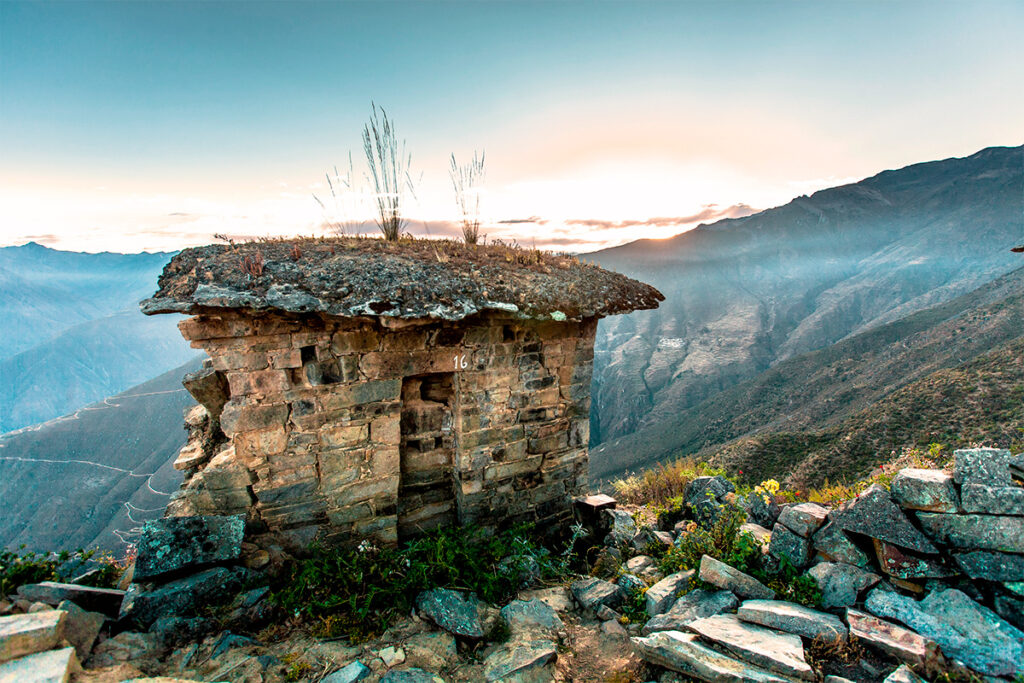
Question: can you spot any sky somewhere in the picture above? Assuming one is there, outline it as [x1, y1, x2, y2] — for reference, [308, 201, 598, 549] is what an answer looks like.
[1, 1, 1022, 254]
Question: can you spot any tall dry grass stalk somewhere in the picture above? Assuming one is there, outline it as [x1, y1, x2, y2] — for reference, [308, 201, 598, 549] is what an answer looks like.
[313, 152, 363, 236]
[450, 150, 486, 244]
[363, 103, 415, 241]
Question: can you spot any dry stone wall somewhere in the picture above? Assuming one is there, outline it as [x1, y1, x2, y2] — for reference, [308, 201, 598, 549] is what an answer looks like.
[167, 310, 595, 552]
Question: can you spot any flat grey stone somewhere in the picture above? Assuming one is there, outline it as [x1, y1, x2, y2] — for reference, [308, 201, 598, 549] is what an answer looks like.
[0, 645, 78, 683]
[685, 613, 814, 680]
[920, 588, 1023, 673]
[806, 562, 880, 609]
[737, 599, 847, 642]
[699, 555, 774, 600]
[768, 523, 811, 568]
[864, 587, 1020, 677]
[0, 610, 66, 663]
[570, 577, 624, 612]
[380, 669, 444, 683]
[832, 485, 937, 554]
[624, 555, 656, 574]
[883, 664, 927, 683]
[56, 600, 103, 660]
[916, 512, 1024, 553]
[954, 447, 1013, 485]
[846, 609, 942, 669]
[323, 660, 371, 683]
[631, 631, 793, 683]
[777, 503, 829, 537]
[643, 589, 737, 635]
[133, 514, 245, 581]
[960, 483, 1024, 515]
[952, 550, 1024, 581]
[483, 639, 556, 682]
[15, 583, 124, 619]
[890, 468, 958, 513]
[500, 599, 563, 640]
[415, 589, 484, 639]
[813, 521, 870, 567]
[645, 570, 694, 616]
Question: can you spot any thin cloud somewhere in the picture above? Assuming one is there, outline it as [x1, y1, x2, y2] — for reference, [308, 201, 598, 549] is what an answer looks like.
[497, 216, 546, 225]
[564, 204, 757, 230]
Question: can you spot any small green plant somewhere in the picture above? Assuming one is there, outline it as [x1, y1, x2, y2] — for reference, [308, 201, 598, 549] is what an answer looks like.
[1, 547, 123, 599]
[619, 585, 649, 625]
[612, 458, 727, 507]
[271, 524, 573, 641]
[660, 504, 755, 574]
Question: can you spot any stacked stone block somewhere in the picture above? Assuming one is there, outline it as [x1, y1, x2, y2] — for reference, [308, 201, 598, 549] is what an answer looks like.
[167, 310, 596, 552]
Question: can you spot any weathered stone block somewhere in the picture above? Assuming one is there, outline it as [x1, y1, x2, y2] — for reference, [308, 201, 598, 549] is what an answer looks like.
[645, 570, 694, 617]
[0, 610, 66, 663]
[916, 512, 1024, 553]
[738, 600, 847, 642]
[134, 514, 245, 581]
[181, 367, 230, 419]
[699, 555, 774, 600]
[685, 614, 814, 680]
[14, 583, 124, 619]
[960, 483, 1024, 515]
[806, 562, 880, 609]
[846, 609, 941, 670]
[769, 523, 812, 568]
[832, 484, 938, 554]
[890, 468, 959, 512]
[0, 645, 79, 682]
[873, 539, 957, 580]
[813, 520, 870, 567]
[777, 503, 829, 537]
[631, 631, 793, 683]
[220, 401, 289, 435]
[953, 550, 1024, 581]
[954, 447, 1013, 485]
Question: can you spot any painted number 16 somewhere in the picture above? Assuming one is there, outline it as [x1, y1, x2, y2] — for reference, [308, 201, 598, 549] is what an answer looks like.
[453, 354, 468, 370]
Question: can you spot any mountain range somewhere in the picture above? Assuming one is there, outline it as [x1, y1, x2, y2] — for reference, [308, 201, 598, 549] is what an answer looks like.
[1, 144, 1021, 552]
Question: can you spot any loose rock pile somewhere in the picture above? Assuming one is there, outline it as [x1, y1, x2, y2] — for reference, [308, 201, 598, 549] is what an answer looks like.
[611, 448, 1024, 682]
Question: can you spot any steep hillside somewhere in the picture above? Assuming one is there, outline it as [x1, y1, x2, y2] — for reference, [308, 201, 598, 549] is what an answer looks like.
[590, 145, 1023, 449]
[0, 358, 201, 552]
[0, 242, 196, 433]
[591, 264, 1024, 480]
[710, 336, 1024, 488]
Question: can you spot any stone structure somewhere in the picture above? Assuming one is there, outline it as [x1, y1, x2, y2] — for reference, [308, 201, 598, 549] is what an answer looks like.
[142, 238, 662, 551]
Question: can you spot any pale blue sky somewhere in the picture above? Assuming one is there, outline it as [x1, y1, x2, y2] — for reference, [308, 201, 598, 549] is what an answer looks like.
[1, 1, 1021, 251]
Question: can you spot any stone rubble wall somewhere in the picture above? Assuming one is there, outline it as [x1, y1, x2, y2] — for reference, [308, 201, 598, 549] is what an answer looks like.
[166, 310, 596, 552]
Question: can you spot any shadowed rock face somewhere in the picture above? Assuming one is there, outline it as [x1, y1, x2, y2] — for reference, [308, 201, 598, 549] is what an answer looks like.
[141, 238, 663, 323]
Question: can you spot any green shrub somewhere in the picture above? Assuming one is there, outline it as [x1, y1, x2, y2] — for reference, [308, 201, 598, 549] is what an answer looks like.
[271, 524, 576, 641]
[0, 547, 123, 599]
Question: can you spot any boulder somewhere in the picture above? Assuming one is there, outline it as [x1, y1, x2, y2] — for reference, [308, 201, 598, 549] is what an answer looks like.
[846, 609, 942, 670]
[960, 483, 1024, 515]
[777, 503, 829, 537]
[883, 664, 927, 683]
[483, 639, 557, 682]
[133, 514, 245, 581]
[624, 555, 655, 575]
[889, 469, 958, 513]
[0, 610, 66, 663]
[920, 588, 1023, 674]
[740, 522, 772, 545]
[120, 566, 251, 628]
[0, 646, 79, 683]
[517, 587, 573, 613]
[768, 524, 811, 568]
[642, 589, 737, 635]
[831, 485, 937, 554]
[699, 555, 774, 600]
[602, 509, 637, 547]
[323, 661, 371, 683]
[873, 540, 957, 580]
[812, 521, 870, 567]
[916, 512, 1024, 553]
[415, 589, 484, 639]
[684, 476, 736, 525]
[684, 613, 814, 680]
[87, 631, 162, 668]
[645, 570, 694, 617]
[806, 562, 880, 609]
[954, 447, 1013, 485]
[737, 600, 847, 642]
[864, 588, 1020, 677]
[500, 599, 563, 640]
[570, 577, 624, 612]
[745, 489, 781, 528]
[15, 582, 124, 619]
[56, 600, 103, 660]
[631, 631, 792, 683]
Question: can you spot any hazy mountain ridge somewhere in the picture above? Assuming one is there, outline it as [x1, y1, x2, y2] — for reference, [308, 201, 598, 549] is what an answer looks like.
[590, 144, 1023, 452]
[0, 358, 201, 552]
[590, 264, 1024, 481]
[0, 242, 198, 433]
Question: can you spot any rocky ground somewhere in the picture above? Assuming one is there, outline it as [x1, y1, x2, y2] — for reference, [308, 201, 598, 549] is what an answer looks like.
[1, 447, 1022, 682]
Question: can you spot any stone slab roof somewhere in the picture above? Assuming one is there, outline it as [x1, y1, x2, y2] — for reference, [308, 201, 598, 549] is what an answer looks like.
[141, 237, 663, 322]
